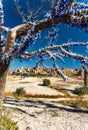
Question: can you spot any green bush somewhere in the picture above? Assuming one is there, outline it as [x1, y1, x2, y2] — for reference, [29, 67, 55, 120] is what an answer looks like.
[74, 86, 88, 95]
[43, 79, 51, 86]
[14, 87, 26, 97]
[0, 115, 18, 130]
[21, 73, 30, 77]
[21, 72, 48, 77]
[21, 73, 37, 77]
[36, 73, 47, 77]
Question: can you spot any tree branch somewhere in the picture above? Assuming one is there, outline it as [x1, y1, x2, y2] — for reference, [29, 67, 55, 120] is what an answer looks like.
[4, 24, 32, 53]
[4, 1, 88, 56]
[3, 14, 71, 54]
[20, 43, 86, 61]
[14, 0, 27, 23]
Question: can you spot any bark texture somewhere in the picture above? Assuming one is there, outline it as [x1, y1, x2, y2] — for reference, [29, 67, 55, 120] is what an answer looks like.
[0, 62, 9, 116]
[84, 69, 88, 86]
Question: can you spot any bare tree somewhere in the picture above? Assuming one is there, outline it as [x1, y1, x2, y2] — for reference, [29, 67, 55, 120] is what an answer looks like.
[0, 0, 88, 116]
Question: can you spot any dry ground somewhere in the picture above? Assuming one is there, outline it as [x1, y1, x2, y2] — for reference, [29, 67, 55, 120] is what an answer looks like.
[3, 76, 88, 130]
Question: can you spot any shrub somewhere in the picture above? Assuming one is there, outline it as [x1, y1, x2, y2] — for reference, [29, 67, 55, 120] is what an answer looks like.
[21, 73, 37, 77]
[21, 73, 30, 77]
[14, 87, 26, 97]
[43, 79, 51, 86]
[74, 86, 88, 95]
[20, 73, 48, 77]
[0, 115, 18, 130]
[36, 73, 47, 77]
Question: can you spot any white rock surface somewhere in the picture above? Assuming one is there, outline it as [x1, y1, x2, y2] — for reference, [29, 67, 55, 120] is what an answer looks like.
[6, 77, 64, 96]
[4, 99, 88, 130]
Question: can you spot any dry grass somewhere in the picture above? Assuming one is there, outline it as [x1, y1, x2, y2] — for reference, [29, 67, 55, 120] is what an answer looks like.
[5, 91, 64, 98]
[59, 99, 88, 109]
[19, 81, 33, 84]
[5, 92, 14, 97]
[5, 91, 76, 99]
[7, 76, 14, 81]
[49, 109, 58, 117]
[0, 112, 18, 130]
[5, 92, 88, 109]
[66, 80, 83, 86]
[48, 85, 75, 98]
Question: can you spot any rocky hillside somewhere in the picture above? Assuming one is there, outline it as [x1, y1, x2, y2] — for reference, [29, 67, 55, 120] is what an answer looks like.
[62, 68, 84, 79]
[11, 67, 48, 76]
[10, 67, 84, 79]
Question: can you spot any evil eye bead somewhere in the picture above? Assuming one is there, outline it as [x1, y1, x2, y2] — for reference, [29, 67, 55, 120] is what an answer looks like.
[0, 18, 4, 23]
[0, 10, 3, 15]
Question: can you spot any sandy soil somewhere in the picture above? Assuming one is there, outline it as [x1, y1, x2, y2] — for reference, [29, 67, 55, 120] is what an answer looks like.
[3, 97, 88, 130]
[4, 77, 88, 130]
[6, 77, 83, 96]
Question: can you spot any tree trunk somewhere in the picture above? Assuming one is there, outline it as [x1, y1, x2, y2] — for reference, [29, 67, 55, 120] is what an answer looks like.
[84, 69, 88, 86]
[0, 63, 9, 117]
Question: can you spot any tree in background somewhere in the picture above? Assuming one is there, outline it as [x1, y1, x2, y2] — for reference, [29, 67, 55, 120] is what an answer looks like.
[0, 0, 88, 116]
